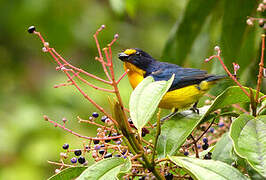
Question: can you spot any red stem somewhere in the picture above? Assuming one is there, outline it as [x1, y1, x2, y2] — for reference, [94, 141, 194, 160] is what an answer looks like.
[44, 116, 123, 140]
[255, 34, 265, 103]
[205, 52, 250, 97]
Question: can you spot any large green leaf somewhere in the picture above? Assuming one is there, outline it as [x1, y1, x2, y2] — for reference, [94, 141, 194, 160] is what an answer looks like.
[48, 167, 87, 180]
[162, 0, 218, 64]
[200, 86, 264, 122]
[157, 110, 203, 158]
[220, 0, 258, 67]
[77, 157, 131, 180]
[169, 156, 249, 180]
[212, 132, 234, 165]
[230, 114, 266, 178]
[129, 75, 174, 135]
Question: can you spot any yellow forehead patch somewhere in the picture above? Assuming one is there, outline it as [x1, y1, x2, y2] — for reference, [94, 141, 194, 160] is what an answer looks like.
[123, 49, 136, 55]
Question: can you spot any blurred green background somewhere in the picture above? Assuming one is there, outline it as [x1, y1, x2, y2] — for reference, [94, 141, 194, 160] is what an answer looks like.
[0, 0, 264, 179]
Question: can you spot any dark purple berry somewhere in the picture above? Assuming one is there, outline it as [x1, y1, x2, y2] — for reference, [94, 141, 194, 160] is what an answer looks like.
[202, 143, 209, 150]
[28, 26, 36, 33]
[112, 133, 120, 141]
[71, 157, 77, 163]
[184, 151, 189, 156]
[101, 116, 107, 122]
[116, 140, 122, 145]
[231, 162, 237, 168]
[92, 112, 99, 118]
[209, 127, 215, 133]
[62, 143, 69, 150]
[218, 122, 224, 127]
[164, 172, 173, 180]
[99, 149, 105, 155]
[74, 149, 82, 156]
[93, 139, 100, 144]
[104, 153, 112, 158]
[203, 152, 212, 160]
[197, 144, 201, 149]
[141, 128, 149, 137]
[78, 156, 86, 164]
[128, 118, 133, 124]
[94, 145, 101, 150]
[105, 139, 111, 143]
[202, 137, 208, 144]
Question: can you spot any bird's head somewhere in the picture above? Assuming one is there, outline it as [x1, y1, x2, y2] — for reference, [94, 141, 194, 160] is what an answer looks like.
[118, 48, 154, 70]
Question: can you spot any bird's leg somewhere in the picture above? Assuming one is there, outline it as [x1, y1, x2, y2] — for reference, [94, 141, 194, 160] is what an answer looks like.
[190, 101, 199, 114]
[153, 108, 178, 127]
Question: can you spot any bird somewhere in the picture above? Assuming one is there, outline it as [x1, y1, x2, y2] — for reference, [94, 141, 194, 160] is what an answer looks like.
[118, 48, 225, 120]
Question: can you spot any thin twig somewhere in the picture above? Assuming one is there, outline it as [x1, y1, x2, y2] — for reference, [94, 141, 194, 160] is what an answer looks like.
[205, 48, 250, 97]
[189, 135, 199, 158]
[255, 34, 265, 103]
[44, 115, 122, 141]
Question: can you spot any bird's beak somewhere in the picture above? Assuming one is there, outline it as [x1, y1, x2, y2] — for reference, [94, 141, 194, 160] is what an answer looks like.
[118, 52, 129, 61]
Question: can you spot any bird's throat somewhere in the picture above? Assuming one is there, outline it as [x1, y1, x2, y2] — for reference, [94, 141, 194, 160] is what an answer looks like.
[123, 62, 145, 89]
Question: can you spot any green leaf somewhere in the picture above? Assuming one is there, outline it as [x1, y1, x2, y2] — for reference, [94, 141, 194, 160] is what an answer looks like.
[48, 167, 87, 180]
[157, 111, 203, 158]
[129, 75, 174, 135]
[169, 156, 249, 180]
[77, 157, 131, 180]
[230, 114, 266, 178]
[212, 132, 234, 165]
[220, 0, 258, 68]
[162, 0, 218, 64]
[200, 86, 264, 122]
[109, 0, 125, 15]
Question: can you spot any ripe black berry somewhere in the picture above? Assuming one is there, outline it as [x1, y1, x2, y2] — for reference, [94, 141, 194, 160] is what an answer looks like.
[99, 149, 105, 155]
[202, 143, 209, 150]
[71, 157, 77, 163]
[93, 139, 100, 144]
[141, 128, 149, 137]
[203, 152, 212, 160]
[218, 122, 224, 127]
[101, 116, 107, 122]
[128, 118, 133, 124]
[28, 26, 36, 33]
[78, 156, 86, 164]
[164, 172, 173, 180]
[74, 149, 82, 156]
[104, 153, 112, 158]
[112, 133, 120, 141]
[209, 127, 215, 133]
[62, 143, 69, 150]
[105, 139, 111, 143]
[184, 151, 189, 156]
[202, 137, 208, 144]
[92, 112, 99, 118]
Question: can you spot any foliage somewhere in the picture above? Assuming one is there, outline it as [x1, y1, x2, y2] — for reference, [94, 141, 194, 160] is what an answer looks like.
[1, 0, 265, 179]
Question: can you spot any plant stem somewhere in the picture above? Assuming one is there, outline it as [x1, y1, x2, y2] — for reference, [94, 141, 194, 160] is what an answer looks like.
[152, 109, 162, 165]
[255, 34, 265, 104]
[190, 135, 199, 158]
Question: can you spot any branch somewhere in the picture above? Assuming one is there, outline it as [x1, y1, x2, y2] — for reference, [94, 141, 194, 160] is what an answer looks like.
[205, 46, 250, 97]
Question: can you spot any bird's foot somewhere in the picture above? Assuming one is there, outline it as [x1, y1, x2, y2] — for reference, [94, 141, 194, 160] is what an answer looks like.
[190, 102, 199, 114]
[153, 109, 178, 127]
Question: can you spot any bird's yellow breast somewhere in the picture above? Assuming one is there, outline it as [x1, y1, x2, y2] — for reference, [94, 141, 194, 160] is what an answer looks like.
[123, 62, 212, 109]
[124, 62, 145, 89]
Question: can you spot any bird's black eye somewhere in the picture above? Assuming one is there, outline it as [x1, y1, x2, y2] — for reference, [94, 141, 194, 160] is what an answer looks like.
[136, 52, 141, 56]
